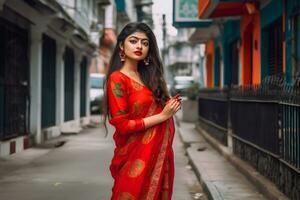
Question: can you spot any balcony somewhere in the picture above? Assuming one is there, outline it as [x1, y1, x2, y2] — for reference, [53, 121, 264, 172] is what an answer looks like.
[96, 0, 111, 6]
[135, 0, 153, 6]
[189, 25, 220, 43]
[198, 0, 257, 19]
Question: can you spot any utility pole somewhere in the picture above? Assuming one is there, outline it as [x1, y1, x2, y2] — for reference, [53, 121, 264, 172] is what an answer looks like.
[162, 14, 171, 85]
[162, 14, 166, 56]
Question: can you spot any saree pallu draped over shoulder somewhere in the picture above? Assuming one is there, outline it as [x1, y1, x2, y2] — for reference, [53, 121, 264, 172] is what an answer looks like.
[107, 71, 175, 200]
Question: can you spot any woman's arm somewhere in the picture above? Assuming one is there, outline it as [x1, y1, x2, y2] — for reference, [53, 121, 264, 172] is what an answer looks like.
[143, 98, 181, 129]
[107, 74, 146, 134]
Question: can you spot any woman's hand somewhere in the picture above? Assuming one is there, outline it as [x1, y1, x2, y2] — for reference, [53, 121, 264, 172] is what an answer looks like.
[143, 94, 182, 129]
[160, 95, 182, 120]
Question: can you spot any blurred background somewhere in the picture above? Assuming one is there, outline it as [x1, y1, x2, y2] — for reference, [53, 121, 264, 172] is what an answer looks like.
[0, 0, 299, 200]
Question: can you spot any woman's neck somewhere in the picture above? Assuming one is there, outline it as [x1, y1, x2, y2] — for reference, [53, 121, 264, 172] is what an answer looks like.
[121, 58, 138, 72]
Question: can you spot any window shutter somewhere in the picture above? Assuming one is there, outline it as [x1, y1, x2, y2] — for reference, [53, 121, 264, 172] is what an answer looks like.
[268, 19, 283, 75]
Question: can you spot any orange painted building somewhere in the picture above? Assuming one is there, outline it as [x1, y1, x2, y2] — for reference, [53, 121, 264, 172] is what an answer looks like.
[199, 1, 262, 87]
[205, 39, 214, 88]
[240, 8, 261, 85]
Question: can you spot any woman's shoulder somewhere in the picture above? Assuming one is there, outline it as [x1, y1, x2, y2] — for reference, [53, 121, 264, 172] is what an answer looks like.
[108, 70, 126, 82]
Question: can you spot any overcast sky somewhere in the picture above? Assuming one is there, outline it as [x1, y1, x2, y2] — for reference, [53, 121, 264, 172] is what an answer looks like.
[152, 0, 177, 48]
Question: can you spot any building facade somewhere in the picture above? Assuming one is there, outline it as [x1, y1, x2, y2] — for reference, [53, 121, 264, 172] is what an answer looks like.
[193, 0, 300, 199]
[0, 0, 155, 157]
[0, 0, 105, 157]
[163, 28, 201, 86]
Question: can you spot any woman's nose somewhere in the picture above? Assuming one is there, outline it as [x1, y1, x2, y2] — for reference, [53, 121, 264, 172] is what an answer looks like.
[137, 42, 142, 49]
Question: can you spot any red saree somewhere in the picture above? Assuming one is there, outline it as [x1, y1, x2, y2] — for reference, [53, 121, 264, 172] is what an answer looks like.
[107, 71, 175, 200]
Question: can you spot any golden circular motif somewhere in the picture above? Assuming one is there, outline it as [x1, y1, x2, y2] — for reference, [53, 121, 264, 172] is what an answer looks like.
[118, 192, 134, 200]
[142, 128, 156, 144]
[118, 146, 128, 155]
[132, 101, 143, 116]
[128, 159, 145, 177]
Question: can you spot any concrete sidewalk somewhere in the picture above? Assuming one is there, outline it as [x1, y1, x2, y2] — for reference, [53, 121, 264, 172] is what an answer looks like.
[175, 112, 274, 200]
[0, 115, 208, 200]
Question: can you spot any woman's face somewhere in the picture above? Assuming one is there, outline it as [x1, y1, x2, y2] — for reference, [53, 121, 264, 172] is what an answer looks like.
[121, 31, 149, 61]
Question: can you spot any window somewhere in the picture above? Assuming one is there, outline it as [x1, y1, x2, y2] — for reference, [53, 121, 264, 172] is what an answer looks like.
[229, 40, 239, 85]
[267, 18, 283, 75]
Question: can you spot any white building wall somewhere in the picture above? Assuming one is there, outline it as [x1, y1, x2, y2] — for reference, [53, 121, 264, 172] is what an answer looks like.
[29, 26, 43, 144]
[166, 29, 201, 78]
[57, 0, 99, 35]
[125, 0, 137, 22]
[55, 42, 66, 127]
[0, 0, 102, 156]
[73, 52, 82, 128]
[105, 2, 117, 29]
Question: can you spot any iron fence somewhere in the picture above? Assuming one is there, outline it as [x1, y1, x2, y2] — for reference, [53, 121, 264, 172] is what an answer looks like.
[197, 75, 300, 199]
[279, 78, 300, 170]
[229, 75, 300, 170]
[230, 100, 280, 155]
[198, 88, 229, 145]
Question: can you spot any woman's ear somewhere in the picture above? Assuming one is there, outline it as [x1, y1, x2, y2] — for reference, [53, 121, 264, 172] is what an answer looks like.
[119, 42, 124, 51]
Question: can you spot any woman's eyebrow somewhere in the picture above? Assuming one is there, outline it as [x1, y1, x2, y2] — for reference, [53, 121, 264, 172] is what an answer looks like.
[128, 36, 149, 41]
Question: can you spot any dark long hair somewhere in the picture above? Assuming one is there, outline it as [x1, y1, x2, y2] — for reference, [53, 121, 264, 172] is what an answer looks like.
[102, 22, 169, 135]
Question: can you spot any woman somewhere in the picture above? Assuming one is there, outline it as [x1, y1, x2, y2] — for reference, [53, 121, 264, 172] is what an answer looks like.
[104, 22, 181, 200]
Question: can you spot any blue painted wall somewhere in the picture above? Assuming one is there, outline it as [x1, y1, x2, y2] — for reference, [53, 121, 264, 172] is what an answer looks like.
[115, 0, 126, 12]
[285, 0, 300, 83]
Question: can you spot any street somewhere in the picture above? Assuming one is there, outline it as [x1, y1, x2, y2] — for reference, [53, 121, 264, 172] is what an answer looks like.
[0, 115, 207, 200]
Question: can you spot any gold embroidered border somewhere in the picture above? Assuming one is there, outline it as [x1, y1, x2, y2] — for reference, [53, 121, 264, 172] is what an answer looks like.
[145, 100, 157, 117]
[144, 121, 170, 200]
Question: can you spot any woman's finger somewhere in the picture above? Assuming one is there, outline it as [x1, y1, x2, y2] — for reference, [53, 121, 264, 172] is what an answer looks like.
[170, 99, 177, 106]
[173, 102, 180, 110]
[170, 101, 177, 108]
[175, 103, 181, 111]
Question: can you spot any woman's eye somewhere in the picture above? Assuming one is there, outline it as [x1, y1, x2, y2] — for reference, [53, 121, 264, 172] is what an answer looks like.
[143, 42, 149, 46]
[130, 40, 137, 44]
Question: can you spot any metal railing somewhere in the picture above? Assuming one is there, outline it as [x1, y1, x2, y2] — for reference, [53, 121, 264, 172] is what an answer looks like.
[197, 75, 300, 199]
[198, 87, 229, 145]
[229, 75, 300, 170]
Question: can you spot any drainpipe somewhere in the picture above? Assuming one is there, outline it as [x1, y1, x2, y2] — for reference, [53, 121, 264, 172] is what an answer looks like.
[215, 19, 234, 151]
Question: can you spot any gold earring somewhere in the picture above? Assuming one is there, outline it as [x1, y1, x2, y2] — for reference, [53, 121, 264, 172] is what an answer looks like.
[144, 56, 150, 65]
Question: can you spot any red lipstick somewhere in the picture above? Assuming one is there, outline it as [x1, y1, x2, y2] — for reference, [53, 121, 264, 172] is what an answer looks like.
[134, 51, 142, 56]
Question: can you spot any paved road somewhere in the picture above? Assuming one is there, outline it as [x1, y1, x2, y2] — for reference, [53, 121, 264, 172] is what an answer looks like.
[0, 116, 206, 200]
